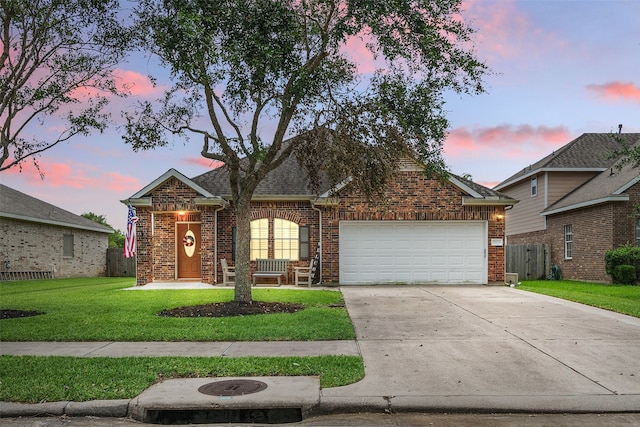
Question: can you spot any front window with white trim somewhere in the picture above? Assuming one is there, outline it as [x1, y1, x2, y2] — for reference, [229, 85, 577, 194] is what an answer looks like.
[531, 176, 538, 197]
[564, 225, 573, 259]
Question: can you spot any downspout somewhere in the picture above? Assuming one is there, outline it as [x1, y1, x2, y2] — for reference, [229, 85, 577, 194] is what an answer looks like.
[213, 205, 226, 284]
[311, 204, 322, 283]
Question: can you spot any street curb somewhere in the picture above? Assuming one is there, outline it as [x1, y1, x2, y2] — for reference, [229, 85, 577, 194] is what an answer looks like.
[0, 400, 131, 418]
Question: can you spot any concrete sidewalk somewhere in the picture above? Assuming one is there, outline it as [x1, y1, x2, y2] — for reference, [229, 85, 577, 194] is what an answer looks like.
[1, 285, 639, 420]
[0, 340, 359, 358]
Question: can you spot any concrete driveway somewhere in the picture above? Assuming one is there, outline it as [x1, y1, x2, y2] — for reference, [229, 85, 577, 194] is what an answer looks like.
[321, 285, 640, 413]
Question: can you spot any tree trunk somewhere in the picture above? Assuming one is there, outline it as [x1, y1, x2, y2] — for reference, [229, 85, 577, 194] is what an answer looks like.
[233, 196, 253, 303]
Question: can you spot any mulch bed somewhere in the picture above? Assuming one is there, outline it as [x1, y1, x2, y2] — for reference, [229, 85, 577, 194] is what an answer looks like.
[0, 309, 45, 319]
[157, 301, 305, 318]
[1, 302, 305, 320]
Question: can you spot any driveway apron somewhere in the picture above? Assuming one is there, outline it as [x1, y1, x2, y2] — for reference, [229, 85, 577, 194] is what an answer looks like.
[322, 286, 640, 412]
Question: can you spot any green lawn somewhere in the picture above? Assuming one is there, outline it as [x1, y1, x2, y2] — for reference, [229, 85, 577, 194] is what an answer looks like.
[0, 278, 363, 402]
[518, 280, 640, 318]
[0, 278, 355, 341]
[0, 355, 364, 403]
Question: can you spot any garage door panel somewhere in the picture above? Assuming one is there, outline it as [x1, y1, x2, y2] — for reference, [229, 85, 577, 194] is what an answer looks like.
[339, 221, 486, 285]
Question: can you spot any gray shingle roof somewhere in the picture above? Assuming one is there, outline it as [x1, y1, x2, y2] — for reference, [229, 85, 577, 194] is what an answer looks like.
[191, 153, 331, 197]
[0, 184, 113, 233]
[190, 153, 514, 203]
[495, 133, 640, 190]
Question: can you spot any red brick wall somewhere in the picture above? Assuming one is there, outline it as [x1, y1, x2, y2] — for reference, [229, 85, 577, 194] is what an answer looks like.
[506, 182, 640, 283]
[320, 171, 506, 283]
[546, 205, 614, 283]
[135, 178, 219, 285]
[135, 173, 508, 285]
[215, 200, 320, 283]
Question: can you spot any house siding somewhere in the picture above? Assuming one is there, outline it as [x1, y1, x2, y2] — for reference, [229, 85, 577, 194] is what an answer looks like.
[503, 175, 547, 236]
[503, 171, 599, 238]
[0, 217, 108, 278]
[546, 171, 596, 206]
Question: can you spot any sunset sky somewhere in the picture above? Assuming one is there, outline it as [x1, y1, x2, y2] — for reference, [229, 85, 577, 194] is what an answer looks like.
[2, 0, 639, 232]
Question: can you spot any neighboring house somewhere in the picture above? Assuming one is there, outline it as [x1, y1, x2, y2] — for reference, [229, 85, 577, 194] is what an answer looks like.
[0, 184, 113, 279]
[125, 153, 516, 287]
[494, 133, 640, 283]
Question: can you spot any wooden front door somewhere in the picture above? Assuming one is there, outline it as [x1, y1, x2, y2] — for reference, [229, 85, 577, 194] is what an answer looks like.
[177, 222, 202, 279]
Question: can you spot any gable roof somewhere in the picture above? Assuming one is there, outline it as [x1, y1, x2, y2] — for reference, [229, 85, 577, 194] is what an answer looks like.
[0, 184, 113, 233]
[494, 133, 640, 191]
[125, 168, 228, 207]
[189, 152, 515, 205]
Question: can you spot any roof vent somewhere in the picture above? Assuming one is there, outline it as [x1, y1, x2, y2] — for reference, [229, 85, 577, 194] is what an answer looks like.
[618, 124, 623, 134]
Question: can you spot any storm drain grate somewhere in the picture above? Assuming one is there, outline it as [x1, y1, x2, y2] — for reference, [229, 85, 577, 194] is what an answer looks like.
[198, 379, 268, 396]
[146, 408, 303, 424]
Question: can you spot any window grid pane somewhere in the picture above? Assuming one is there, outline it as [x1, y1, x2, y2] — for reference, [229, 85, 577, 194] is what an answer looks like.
[251, 219, 268, 260]
[274, 219, 299, 260]
[564, 225, 573, 259]
[531, 176, 538, 197]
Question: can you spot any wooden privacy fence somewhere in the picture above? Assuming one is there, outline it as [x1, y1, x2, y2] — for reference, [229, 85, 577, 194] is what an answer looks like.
[106, 248, 136, 277]
[505, 244, 550, 281]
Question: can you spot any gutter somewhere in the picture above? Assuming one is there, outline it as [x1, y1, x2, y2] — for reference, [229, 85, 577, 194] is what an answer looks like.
[542, 195, 629, 216]
[462, 197, 519, 207]
[0, 212, 113, 234]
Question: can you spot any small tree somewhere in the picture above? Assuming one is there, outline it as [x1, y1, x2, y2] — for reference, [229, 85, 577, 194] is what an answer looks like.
[125, 0, 489, 303]
[82, 212, 124, 248]
[0, 0, 131, 172]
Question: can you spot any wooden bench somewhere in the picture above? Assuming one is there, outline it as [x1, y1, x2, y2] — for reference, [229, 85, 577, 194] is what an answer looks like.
[253, 259, 289, 286]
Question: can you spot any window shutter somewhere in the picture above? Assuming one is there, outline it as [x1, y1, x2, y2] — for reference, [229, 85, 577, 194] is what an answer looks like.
[299, 226, 310, 260]
[232, 227, 236, 262]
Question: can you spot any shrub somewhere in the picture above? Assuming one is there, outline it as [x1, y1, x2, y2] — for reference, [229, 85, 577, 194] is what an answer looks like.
[604, 244, 640, 278]
[612, 265, 637, 284]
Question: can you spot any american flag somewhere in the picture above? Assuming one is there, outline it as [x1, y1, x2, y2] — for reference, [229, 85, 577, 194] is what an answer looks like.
[124, 205, 138, 258]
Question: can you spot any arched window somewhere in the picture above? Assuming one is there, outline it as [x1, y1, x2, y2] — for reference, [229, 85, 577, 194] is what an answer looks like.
[274, 219, 299, 260]
[241, 218, 308, 261]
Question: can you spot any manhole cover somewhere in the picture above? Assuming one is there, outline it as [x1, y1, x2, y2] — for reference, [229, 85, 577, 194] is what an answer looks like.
[198, 379, 268, 396]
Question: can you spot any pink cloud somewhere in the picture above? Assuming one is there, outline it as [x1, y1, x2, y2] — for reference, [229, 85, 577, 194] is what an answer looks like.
[112, 69, 162, 97]
[183, 157, 224, 169]
[445, 124, 571, 159]
[102, 172, 142, 193]
[586, 82, 640, 103]
[4, 159, 141, 194]
[341, 33, 381, 74]
[66, 69, 160, 99]
[460, 0, 567, 64]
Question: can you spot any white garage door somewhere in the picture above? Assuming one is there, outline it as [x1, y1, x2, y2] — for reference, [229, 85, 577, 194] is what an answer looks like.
[339, 221, 487, 285]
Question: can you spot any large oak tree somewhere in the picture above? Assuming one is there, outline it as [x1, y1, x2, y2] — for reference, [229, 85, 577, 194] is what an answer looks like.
[0, 0, 130, 172]
[125, 0, 488, 303]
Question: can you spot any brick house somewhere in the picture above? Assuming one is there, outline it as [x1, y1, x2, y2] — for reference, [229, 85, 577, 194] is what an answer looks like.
[125, 155, 516, 286]
[494, 133, 640, 283]
[0, 184, 113, 279]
